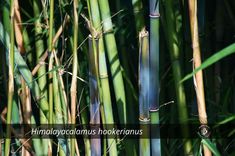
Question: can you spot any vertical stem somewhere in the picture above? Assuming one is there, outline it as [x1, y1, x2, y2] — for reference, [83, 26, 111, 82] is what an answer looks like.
[48, 0, 55, 128]
[188, 0, 211, 155]
[87, 0, 118, 155]
[132, 0, 145, 32]
[98, 0, 127, 124]
[149, 0, 161, 155]
[163, 0, 192, 154]
[88, 35, 101, 156]
[48, 0, 54, 52]
[5, 0, 15, 155]
[48, 53, 54, 124]
[32, 0, 48, 124]
[139, 29, 150, 156]
[70, 0, 79, 155]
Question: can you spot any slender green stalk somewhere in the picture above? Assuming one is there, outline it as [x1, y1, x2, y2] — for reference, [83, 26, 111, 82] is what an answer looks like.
[48, 0, 55, 125]
[5, 0, 15, 155]
[98, 0, 127, 124]
[70, 0, 79, 155]
[139, 29, 150, 156]
[163, 0, 192, 154]
[149, 0, 161, 155]
[54, 52, 70, 155]
[48, 0, 55, 136]
[188, 0, 211, 155]
[49, 52, 54, 124]
[49, 0, 54, 52]
[53, 64, 63, 124]
[87, 0, 118, 155]
[32, 0, 48, 124]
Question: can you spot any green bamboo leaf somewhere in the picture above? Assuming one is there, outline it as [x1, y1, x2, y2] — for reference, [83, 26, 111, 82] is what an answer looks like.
[213, 115, 235, 128]
[201, 139, 221, 156]
[181, 43, 235, 83]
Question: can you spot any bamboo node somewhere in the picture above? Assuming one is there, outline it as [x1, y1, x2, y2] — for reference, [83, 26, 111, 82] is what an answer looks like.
[99, 73, 109, 79]
[39, 61, 46, 65]
[139, 117, 150, 122]
[149, 13, 160, 18]
[198, 125, 211, 138]
[149, 108, 158, 112]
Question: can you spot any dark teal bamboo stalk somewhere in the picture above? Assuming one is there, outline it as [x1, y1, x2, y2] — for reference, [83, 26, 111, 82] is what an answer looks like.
[149, 0, 161, 155]
[139, 29, 150, 156]
[97, 0, 127, 124]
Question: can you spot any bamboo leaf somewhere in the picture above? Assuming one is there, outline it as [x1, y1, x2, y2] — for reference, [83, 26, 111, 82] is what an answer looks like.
[181, 43, 235, 83]
[201, 139, 221, 156]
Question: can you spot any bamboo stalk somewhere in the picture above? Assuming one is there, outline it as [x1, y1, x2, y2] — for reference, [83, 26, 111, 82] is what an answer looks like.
[132, 0, 145, 32]
[149, 0, 161, 155]
[98, 0, 127, 124]
[48, 0, 54, 52]
[163, 0, 193, 154]
[49, 52, 54, 124]
[32, 0, 48, 126]
[31, 14, 69, 75]
[5, 0, 15, 155]
[53, 54, 63, 124]
[54, 52, 70, 123]
[70, 0, 79, 155]
[139, 28, 150, 156]
[87, 0, 118, 155]
[88, 35, 101, 156]
[188, 0, 211, 155]
[48, 0, 55, 126]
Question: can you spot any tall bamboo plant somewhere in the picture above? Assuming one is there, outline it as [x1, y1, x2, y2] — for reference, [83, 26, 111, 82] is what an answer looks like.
[139, 28, 150, 156]
[149, 0, 161, 155]
[32, 0, 48, 124]
[87, 0, 118, 155]
[188, 0, 211, 155]
[97, 0, 127, 124]
[162, 0, 192, 154]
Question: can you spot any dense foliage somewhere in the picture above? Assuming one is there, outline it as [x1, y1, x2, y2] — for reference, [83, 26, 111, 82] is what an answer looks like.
[0, 0, 235, 155]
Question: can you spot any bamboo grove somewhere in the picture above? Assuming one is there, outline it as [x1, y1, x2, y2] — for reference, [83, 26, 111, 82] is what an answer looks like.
[1, 0, 235, 155]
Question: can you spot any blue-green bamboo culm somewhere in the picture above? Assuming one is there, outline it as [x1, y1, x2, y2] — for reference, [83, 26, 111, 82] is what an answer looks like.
[149, 0, 161, 155]
[139, 29, 150, 156]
